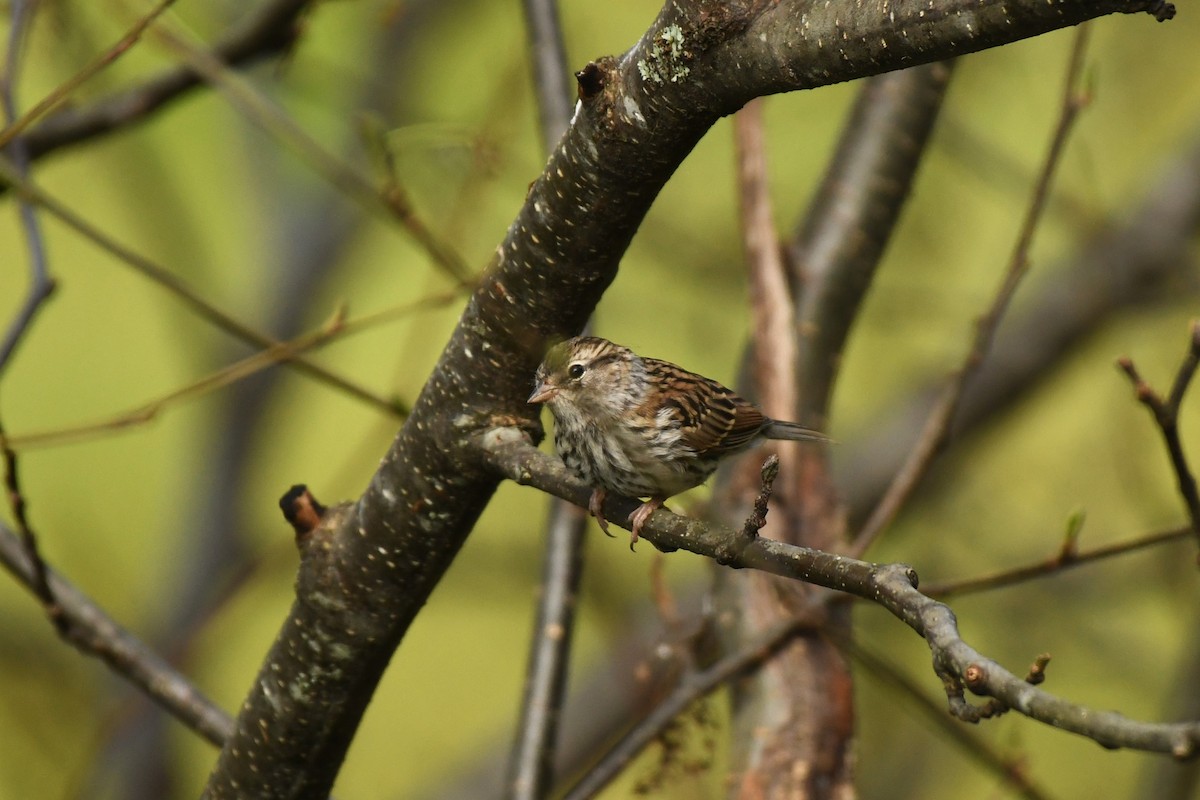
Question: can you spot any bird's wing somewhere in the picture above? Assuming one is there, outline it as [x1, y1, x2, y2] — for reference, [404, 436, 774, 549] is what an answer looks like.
[644, 358, 766, 459]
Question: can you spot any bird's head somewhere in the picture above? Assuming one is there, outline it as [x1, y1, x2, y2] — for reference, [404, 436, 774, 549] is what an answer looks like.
[528, 336, 645, 419]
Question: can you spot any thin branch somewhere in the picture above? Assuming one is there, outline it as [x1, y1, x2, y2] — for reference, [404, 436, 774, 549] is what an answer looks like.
[522, 0, 572, 153]
[1117, 321, 1200, 550]
[3, 292, 468, 449]
[6, 0, 314, 168]
[481, 433, 1200, 758]
[0, 418, 64, 633]
[149, 11, 474, 286]
[0, 0, 179, 151]
[560, 614, 819, 800]
[850, 28, 1092, 557]
[920, 525, 1192, 599]
[840, 637, 1054, 800]
[506, 501, 589, 800]
[735, 98, 796, 429]
[0, 0, 56, 375]
[0, 154, 405, 417]
[0, 521, 233, 745]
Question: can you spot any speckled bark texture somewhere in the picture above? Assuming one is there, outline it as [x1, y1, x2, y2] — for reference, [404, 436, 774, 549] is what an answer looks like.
[202, 1, 1174, 797]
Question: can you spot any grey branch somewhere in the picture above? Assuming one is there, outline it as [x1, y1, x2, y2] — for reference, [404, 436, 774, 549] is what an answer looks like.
[0, 522, 233, 745]
[480, 431, 1200, 759]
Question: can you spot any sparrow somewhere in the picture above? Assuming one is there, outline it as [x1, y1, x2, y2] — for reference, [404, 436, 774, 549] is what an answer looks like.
[528, 336, 826, 547]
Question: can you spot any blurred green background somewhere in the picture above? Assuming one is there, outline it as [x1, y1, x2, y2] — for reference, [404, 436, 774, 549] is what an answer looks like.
[1, 1, 1199, 798]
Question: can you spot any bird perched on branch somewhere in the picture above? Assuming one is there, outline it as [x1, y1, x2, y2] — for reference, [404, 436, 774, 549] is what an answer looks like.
[528, 336, 827, 547]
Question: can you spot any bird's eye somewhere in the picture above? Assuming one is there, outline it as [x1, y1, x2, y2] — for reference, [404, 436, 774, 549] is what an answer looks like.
[567, 363, 585, 380]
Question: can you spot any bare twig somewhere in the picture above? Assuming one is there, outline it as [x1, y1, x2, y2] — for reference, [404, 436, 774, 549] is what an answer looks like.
[483, 434, 1200, 759]
[740, 455, 780, 538]
[0, 521, 233, 745]
[0, 154, 405, 417]
[0, 419, 63, 632]
[0, 0, 178, 151]
[840, 637, 1053, 800]
[921, 524, 1192, 598]
[1117, 321, 1200, 550]
[850, 28, 1092, 557]
[0, 0, 56, 375]
[3, 293, 468, 449]
[7, 0, 314, 168]
[559, 614, 819, 800]
[149, 11, 474, 286]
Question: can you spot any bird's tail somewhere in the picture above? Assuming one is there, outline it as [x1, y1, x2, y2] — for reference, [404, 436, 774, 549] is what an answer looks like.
[763, 420, 829, 443]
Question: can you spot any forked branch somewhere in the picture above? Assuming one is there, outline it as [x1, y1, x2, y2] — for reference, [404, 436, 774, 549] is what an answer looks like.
[479, 428, 1200, 759]
[1118, 321, 1200, 551]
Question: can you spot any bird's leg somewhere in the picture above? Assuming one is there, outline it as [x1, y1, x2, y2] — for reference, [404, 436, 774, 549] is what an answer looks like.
[628, 497, 665, 550]
[588, 487, 613, 537]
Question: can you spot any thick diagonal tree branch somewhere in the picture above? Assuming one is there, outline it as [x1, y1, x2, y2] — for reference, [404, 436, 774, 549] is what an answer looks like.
[201, 3, 1175, 797]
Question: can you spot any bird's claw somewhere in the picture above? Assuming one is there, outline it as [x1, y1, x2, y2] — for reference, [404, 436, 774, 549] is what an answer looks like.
[588, 488, 614, 537]
[628, 498, 664, 551]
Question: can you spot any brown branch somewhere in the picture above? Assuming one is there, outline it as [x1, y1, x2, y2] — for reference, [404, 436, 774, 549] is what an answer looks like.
[735, 98, 796, 430]
[482, 433, 1200, 758]
[839, 637, 1053, 800]
[0, 154, 405, 418]
[850, 27, 1092, 557]
[838, 123, 1200, 523]
[1117, 321, 1200, 551]
[2, 294, 470, 450]
[718, 61, 951, 797]
[727, 94, 854, 798]
[0, 0, 179, 151]
[921, 524, 1192, 598]
[0, 521, 233, 745]
[0, 420, 63, 633]
[5, 0, 314, 169]
[560, 614, 820, 800]
[147, 16, 474, 286]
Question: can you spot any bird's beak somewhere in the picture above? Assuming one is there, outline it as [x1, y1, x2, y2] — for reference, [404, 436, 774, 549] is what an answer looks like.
[528, 382, 556, 404]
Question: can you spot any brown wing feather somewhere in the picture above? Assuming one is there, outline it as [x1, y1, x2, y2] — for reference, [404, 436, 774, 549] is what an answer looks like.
[643, 357, 767, 459]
